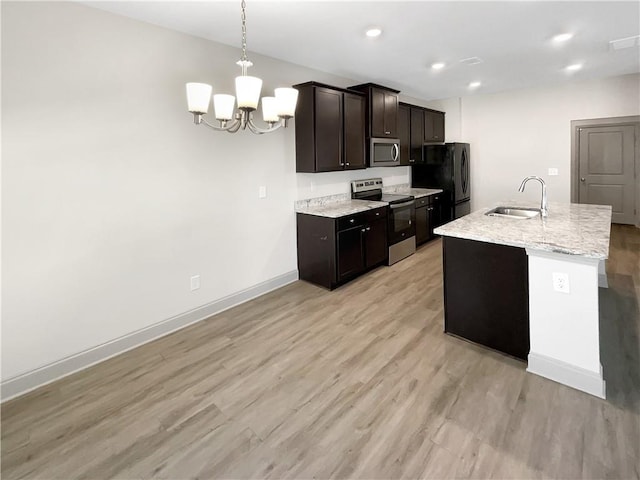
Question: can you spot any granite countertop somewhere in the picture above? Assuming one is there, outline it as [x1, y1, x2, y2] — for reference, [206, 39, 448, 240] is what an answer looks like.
[295, 199, 388, 218]
[294, 184, 444, 218]
[382, 185, 444, 198]
[433, 202, 612, 259]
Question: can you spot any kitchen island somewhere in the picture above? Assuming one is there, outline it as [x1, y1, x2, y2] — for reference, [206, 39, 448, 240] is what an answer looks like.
[434, 202, 612, 398]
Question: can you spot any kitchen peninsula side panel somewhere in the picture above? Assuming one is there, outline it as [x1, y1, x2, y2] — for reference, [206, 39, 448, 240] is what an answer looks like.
[442, 236, 530, 360]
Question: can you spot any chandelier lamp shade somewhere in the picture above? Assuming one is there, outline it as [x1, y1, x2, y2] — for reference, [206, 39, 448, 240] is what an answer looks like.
[185, 1, 298, 134]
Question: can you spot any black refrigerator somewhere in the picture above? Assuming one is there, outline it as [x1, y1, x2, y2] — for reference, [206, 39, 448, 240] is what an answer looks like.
[411, 142, 470, 223]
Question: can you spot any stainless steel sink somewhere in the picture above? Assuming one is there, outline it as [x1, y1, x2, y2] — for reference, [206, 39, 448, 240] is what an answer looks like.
[485, 206, 541, 219]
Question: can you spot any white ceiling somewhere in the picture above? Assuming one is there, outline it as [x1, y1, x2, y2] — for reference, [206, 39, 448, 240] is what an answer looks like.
[83, 1, 640, 100]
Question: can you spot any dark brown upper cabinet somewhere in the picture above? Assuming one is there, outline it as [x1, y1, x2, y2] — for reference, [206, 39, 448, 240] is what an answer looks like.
[294, 82, 366, 173]
[399, 102, 439, 165]
[410, 106, 426, 163]
[349, 83, 400, 138]
[424, 109, 445, 143]
[398, 104, 411, 166]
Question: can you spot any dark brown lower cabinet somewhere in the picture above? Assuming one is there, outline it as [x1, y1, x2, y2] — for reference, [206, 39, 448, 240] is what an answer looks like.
[415, 194, 443, 246]
[297, 208, 388, 290]
[442, 237, 530, 360]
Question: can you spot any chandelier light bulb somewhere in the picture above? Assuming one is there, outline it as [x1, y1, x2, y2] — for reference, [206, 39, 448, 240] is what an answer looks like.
[275, 88, 299, 118]
[261, 97, 279, 123]
[186, 83, 212, 114]
[213, 94, 235, 121]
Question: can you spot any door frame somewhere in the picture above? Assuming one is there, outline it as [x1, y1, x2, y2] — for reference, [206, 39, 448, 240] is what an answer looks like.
[570, 116, 640, 226]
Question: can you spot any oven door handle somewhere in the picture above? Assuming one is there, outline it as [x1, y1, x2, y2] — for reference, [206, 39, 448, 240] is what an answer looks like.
[389, 200, 415, 209]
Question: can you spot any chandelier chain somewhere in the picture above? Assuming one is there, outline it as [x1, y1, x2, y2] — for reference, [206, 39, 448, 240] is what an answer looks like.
[240, 0, 247, 62]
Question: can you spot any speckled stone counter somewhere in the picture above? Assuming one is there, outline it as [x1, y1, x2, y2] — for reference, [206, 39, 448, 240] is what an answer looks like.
[382, 184, 443, 198]
[434, 202, 612, 259]
[295, 184, 443, 218]
[295, 195, 387, 218]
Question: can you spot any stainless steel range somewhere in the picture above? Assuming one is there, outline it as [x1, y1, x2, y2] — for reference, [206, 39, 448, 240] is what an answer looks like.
[351, 178, 416, 265]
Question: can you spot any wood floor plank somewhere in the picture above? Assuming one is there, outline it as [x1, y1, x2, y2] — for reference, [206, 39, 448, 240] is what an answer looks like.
[2, 225, 639, 479]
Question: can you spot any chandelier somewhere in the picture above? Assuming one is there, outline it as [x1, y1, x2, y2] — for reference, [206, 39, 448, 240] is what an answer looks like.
[185, 0, 298, 134]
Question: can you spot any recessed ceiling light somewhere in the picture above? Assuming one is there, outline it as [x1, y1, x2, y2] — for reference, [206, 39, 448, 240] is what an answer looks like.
[366, 28, 382, 38]
[566, 63, 583, 71]
[469, 81, 481, 88]
[552, 33, 573, 43]
[431, 62, 446, 70]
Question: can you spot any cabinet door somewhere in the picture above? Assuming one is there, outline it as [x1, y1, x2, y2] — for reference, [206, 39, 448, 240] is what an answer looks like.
[337, 226, 365, 281]
[296, 214, 335, 289]
[343, 92, 366, 170]
[370, 88, 386, 138]
[424, 110, 445, 142]
[432, 112, 445, 141]
[398, 104, 411, 166]
[430, 195, 442, 231]
[364, 218, 387, 267]
[383, 91, 398, 137]
[315, 88, 344, 172]
[415, 206, 429, 245]
[410, 107, 425, 164]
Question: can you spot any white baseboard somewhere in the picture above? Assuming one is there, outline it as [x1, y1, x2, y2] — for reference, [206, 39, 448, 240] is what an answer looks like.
[527, 352, 606, 399]
[598, 260, 608, 288]
[1, 270, 299, 403]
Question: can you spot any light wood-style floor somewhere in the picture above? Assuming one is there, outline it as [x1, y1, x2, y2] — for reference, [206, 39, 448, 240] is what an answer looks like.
[2, 225, 639, 479]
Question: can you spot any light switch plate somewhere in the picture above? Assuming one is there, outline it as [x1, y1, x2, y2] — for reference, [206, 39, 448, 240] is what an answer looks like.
[190, 275, 200, 291]
[548, 168, 559, 176]
[259, 186, 267, 199]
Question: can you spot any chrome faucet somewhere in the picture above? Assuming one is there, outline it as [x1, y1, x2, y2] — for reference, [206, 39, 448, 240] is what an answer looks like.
[519, 176, 548, 217]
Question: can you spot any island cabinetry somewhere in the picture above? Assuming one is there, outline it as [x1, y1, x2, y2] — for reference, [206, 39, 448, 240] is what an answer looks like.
[294, 82, 366, 173]
[297, 207, 387, 289]
[415, 194, 443, 245]
[349, 83, 400, 138]
[443, 237, 530, 360]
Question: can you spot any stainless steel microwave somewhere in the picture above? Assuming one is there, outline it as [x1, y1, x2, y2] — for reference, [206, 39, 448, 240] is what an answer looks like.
[369, 137, 400, 167]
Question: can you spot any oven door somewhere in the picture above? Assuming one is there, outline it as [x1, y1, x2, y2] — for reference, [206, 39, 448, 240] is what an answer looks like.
[388, 200, 416, 245]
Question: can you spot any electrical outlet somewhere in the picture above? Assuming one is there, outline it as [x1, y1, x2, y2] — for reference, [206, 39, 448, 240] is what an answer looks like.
[552, 272, 570, 294]
[259, 186, 267, 199]
[548, 167, 559, 176]
[190, 275, 200, 291]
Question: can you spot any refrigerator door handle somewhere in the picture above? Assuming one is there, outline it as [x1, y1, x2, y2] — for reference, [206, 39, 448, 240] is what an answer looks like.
[461, 148, 468, 195]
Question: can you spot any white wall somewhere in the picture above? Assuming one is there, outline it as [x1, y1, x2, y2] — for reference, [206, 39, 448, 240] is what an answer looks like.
[1, 1, 406, 385]
[430, 74, 640, 210]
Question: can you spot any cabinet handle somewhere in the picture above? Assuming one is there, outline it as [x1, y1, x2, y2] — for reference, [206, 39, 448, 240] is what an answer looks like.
[385, 131, 391, 135]
[361, 228, 366, 232]
[375, 212, 380, 216]
[346, 162, 350, 166]
[428, 207, 433, 211]
[366, 227, 371, 231]
[350, 219, 355, 223]
[320, 236, 328, 240]
[340, 163, 345, 166]
[409, 159, 415, 163]
[408, 220, 412, 225]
